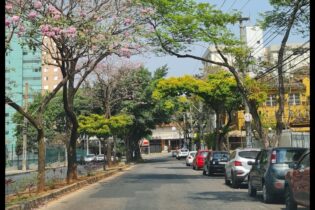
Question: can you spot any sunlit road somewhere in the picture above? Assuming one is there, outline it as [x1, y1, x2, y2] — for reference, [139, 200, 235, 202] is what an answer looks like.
[36, 153, 307, 210]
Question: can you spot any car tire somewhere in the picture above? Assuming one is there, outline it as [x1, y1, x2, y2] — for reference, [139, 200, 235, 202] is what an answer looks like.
[285, 186, 297, 210]
[231, 172, 238, 188]
[248, 180, 257, 197]
[224, 173, 230, 185]
[262, 183, 273, 203]
[203, 169, 206, 175]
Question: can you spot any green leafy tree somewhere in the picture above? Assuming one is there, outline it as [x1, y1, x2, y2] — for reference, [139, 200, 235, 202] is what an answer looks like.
[259, 0, 309, 146]
[139, 0, 267, 140]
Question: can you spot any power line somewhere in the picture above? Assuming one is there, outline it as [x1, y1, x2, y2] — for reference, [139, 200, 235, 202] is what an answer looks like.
[219, 0, 227, 9]
[263, 55, 310, 83]
[227, 0, 237, 11]
[239, 0, 250, 11]
[255, 41, 309, 79]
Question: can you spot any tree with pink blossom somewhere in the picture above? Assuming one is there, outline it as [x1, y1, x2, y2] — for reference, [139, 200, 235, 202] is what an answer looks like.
[6, 0, 153, 190]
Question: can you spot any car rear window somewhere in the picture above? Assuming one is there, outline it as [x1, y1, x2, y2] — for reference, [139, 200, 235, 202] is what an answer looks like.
[199, 151, 208, 157]
[276, 149, 306, 163]
[181, 149, 188, 152]
[190, 152, 196, 157]
[213, 152, 229, 160]
[238, 151, 259, 159]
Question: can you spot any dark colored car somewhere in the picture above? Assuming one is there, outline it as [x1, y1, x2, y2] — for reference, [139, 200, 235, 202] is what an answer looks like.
[203, 151, 229, 176]
[284, 149, 310, 209]
[247, 147, 307, 203]
[192, 150, 209, 170]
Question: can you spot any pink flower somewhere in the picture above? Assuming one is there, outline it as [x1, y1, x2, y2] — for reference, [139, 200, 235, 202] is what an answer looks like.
[52, 27, 61, 34]
[5, 19, 11, 27]
[120, 47, 131, 58]
[28, 11, 38, 20]
[33, 1, 42, 9]
[12, 16, 20, 23]
[40, 24, 51, 33]
[80, 11, 86, 17]
[124, 18, 132, 25]
[5, 3, 13, 11]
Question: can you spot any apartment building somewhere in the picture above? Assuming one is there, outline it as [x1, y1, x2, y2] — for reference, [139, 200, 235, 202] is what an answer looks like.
[5, 34, 42, 156]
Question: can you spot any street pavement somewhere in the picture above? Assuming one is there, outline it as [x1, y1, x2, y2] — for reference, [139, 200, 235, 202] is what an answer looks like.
[32, 152, 308, 210]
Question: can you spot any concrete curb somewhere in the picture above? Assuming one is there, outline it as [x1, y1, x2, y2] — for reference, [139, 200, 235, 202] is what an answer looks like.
[5, 165, 131, 210]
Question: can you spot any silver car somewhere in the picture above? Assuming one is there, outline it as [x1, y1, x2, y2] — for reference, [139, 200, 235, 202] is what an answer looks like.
[84, 154, 96, 163]
[225, 148, 261, 188]
[176, 148, 189, 160]
[185, 151, 197, 166]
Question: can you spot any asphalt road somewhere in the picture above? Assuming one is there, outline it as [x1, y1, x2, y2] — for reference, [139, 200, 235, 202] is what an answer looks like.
[35, 154, 308, 210]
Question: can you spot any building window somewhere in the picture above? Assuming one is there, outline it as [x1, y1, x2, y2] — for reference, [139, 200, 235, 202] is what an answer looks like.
[266, 94, 277, 106]
[44, 85, 49, 90]
[54, 68, 58, 72]
[33, 68, 41, 72]
[44, 76, 49, 81]
[289, 93, 300, 105]
[6, 113, 9, 117]
[54, 76, 58, 80]
[23, 51, 28, 55]
[6, 131, 9, 134]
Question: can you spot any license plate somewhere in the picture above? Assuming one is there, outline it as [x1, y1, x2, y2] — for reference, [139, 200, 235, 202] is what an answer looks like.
[219, 162, 227, 164]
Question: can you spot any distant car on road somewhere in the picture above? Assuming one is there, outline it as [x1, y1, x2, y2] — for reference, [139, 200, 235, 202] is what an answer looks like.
[84, 154, 96, 163]
[285, 149, 310, 209]
[225, 148, 261, 188]
[203, 151, 229, 176]
[186, 151, 197, 166]
[95, 154, 105, 162]
[192, 150, 209, 170]
[247, 147, 307, 203]
[176, 148, 189, 160]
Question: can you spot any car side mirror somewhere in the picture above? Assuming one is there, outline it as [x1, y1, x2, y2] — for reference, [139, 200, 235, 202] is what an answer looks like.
[247, 161, 255, 165]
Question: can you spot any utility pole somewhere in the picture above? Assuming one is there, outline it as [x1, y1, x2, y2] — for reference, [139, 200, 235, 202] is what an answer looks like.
[22, 82, 28, 171]
[239, 17, 253, 148]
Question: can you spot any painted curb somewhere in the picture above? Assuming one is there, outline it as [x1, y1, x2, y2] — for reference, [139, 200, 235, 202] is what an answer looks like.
[5, 165, 130, 210]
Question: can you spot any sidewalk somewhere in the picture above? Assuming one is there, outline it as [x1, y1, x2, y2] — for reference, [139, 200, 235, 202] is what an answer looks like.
[5, 162, 66, 176]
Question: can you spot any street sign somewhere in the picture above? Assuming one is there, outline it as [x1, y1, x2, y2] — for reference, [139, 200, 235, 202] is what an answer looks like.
[244, 113, 252, 122]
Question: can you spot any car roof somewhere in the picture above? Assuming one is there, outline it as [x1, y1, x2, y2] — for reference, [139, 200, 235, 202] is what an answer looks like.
[235, 148, 261, 152]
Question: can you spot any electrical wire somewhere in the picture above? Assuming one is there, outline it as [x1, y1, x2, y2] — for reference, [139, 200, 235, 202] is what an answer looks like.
[239, 0, 250, 11]
[227, 0, 237, 11]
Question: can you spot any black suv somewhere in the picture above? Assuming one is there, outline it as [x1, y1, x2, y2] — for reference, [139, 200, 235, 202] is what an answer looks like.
[203, 151, 229, 176]
[247, 147, 307, 203]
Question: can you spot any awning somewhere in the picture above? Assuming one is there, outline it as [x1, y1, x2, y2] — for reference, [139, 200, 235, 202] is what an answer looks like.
[227, 130, 246, 137]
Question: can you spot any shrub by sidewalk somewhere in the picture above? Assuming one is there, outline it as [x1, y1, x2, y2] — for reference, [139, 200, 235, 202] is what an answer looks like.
[5, 164, 130, 210]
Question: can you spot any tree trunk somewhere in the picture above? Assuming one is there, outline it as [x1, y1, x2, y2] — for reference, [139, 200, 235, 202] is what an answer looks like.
[275, 0, 301, 147]
[102, 141, 106, 171]
[214, 110, 221, 151]
[112, 136, 117, 165]
[107, 140, 112, 167]
[37, 127, 45, 192]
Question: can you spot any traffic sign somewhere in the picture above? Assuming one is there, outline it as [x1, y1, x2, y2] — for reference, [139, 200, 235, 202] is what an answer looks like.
[244, 113, 252, 122]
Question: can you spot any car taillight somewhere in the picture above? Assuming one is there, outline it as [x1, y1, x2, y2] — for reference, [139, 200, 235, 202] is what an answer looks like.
[234, 161, 242, 166]
[270, 150, 276, 164]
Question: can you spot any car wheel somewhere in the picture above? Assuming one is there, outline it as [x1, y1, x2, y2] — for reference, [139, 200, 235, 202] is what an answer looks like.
[248, 180, 257, 197]
[208, 167, 212, 176]
[224, 173, 230, 185]
[231, 172, 238, 188]
[285, 186, 297, 210]
[203, 169, 206, 175]
[262, 183, 273, 203]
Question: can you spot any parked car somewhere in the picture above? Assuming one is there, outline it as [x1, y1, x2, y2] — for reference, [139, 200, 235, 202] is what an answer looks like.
[95, 154, 105, 162]
[203, 151, 229, 176]
[84, 154, 96, 163]
[225, 148, 261, 188]
[171, 150, 178, 157]
[185, 151, 197, 166]
[247, 147, 307, 203]
[192, 150, 209, 170]
[76, 155, 84, 164]
[176, 148, 189, 160]
[284, 149, 310, 209]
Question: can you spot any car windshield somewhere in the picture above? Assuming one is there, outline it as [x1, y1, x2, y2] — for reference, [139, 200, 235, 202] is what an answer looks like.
[190, 152, 196, 157]
[276, 149, 306, 163]
[200, 151, 208, 157]
[213, 152, 229, 160]
[239, 151, 259, 159]
[181, 149, 188, 152]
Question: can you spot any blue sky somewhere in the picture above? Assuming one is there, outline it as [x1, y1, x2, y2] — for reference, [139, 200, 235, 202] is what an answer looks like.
[131, 0, 307, 77]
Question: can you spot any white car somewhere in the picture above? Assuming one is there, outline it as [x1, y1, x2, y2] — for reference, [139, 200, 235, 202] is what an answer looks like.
[95, 154, 105, 162]
[225, 148, 261, 188]
[186, 151, 197, 166]
[84, 154, 96, 163]
[176, 148, 189, 160]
